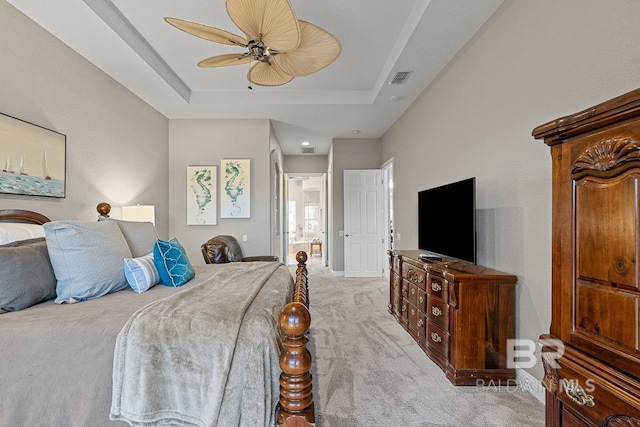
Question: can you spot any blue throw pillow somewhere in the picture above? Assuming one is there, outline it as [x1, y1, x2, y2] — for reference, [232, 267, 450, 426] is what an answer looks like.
[153, 238, 195, 287]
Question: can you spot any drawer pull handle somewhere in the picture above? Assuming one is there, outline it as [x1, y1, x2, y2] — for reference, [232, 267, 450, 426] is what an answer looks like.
[431, 283, 442, 292]
[563, 380, 595, 408]
[418, 319, 424, 327]
[432, 306, 443, 316]
[402, 305, 407, 312]
[411, 288, 416, 295]
[431, 332, 442, 343]
[419, 296, 424, 304]
[411, 308, 415, 316]
[407, 269, 424, 284]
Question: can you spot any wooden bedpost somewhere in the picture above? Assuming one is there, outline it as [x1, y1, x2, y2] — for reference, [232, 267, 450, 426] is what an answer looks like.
[278, 251, 315, 427]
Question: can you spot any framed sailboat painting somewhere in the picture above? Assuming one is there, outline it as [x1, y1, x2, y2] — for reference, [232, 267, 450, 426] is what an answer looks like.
[0, 113, 66, 198]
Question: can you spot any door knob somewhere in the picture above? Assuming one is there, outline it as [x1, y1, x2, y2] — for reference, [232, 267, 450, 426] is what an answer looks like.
[345, 233, 352, 237]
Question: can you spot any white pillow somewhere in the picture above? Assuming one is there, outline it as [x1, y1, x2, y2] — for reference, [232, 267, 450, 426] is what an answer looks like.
[124, 252, 160, 293]
[0, 223, 45, 244]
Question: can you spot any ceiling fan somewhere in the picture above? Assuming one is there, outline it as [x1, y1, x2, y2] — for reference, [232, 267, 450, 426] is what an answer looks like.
[165, 0, 341, 87]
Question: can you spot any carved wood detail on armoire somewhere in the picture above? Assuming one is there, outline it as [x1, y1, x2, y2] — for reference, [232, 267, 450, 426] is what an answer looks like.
[533, 88, 640, 427]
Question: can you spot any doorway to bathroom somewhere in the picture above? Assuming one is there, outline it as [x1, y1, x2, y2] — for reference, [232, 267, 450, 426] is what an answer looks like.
[285, 174, 327, 266]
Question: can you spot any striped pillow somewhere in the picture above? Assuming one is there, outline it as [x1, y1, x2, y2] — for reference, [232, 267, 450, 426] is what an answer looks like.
[124, 252, 160, 293]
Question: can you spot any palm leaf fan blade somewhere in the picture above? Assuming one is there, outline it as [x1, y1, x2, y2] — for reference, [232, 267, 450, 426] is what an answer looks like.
[198, 54, 252, 67]
[226, 0, 300, 51]
[164, 18, 247, 46]
[248, 61, 294, 86]
[273, 20, 341, 77]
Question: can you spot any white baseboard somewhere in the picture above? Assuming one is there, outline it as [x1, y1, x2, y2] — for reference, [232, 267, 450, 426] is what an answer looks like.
[516, 368, 545, 404]
[332, 271, 344, 276]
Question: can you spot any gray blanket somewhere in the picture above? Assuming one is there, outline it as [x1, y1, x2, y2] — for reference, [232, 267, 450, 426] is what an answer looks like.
[110, 261, 290, 427]
[0, 263, 292, 427]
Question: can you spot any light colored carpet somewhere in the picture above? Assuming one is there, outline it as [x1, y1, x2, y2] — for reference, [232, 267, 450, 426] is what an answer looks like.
[294, 260, 545, 427]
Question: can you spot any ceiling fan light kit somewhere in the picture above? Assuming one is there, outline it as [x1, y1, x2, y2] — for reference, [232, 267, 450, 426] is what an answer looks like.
[165, 0, 341, 87]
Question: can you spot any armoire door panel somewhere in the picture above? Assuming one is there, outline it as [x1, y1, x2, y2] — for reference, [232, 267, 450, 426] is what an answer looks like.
[574, 175, 639, 289]
[574, 280, 639, 351]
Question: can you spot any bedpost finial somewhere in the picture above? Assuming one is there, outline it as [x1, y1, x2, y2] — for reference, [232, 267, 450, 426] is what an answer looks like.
[97, 202, 111, 217]
[280, 302, 311, 337]
[296, 251, 308, 264]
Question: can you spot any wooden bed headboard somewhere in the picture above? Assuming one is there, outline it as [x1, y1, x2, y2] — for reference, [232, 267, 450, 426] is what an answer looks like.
[0, 209, 51, 224]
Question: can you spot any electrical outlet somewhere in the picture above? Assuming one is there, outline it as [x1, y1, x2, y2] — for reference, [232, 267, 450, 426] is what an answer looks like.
[242, 235, 247, 242]
[397, 233, 401, 241]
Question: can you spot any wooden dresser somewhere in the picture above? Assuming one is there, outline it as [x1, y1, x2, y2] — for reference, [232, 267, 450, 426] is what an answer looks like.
[533, 88, 640, 426]
[388, 250, 517, 385]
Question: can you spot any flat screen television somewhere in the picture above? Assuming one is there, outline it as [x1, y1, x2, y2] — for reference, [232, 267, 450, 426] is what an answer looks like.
[418, 177, 476, 264]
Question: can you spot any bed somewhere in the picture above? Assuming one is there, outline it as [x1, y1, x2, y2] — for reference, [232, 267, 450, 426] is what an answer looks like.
[0, 208, 315, 427]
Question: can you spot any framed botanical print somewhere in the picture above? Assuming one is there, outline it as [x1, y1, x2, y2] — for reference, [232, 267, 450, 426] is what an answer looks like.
[187, 166, 217, 225]
[220, 159, 250, 218]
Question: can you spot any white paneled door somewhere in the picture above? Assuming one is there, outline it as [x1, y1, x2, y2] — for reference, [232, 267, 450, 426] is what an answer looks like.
[344, 169, 383, 277]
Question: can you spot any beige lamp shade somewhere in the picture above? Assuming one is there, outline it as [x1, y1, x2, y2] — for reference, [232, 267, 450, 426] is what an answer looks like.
[122, 205, 155, 225]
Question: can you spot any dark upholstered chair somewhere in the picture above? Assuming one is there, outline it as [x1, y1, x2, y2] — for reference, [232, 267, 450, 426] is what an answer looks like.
[201, 235, 279, 264]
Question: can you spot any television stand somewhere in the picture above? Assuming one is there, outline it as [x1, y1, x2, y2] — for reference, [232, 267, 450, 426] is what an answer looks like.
[388, 250, 517, 385]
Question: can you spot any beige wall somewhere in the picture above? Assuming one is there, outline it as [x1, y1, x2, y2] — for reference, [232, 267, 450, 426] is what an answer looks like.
[284, 155, 328, 174]
[382, 0, 640, 379]
[0, 2, 169, 236]
[330, 138, 382, 273]
[168, 119, 274, 265]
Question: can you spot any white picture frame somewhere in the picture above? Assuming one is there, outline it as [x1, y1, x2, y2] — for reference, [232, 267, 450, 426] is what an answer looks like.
[220, 159, 250, 218]
[187, 166, 217, 225]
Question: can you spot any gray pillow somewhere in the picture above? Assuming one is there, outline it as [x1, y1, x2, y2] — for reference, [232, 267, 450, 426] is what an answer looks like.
[44, 220, 132, 303]
[0, 237, 57, 313]
[98, 217, 158, 257]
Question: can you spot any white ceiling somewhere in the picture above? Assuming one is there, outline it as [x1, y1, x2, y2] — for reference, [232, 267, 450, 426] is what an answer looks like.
[7, 0, 503, 155]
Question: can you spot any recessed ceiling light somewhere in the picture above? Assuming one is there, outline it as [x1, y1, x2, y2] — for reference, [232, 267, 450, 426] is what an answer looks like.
[301, 141, 310, 146]
[391, 95, 405, 101]
[352, 130, 360, 134]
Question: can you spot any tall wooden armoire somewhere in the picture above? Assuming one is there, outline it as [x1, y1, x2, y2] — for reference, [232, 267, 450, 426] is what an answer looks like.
[533, 89, 640, 426]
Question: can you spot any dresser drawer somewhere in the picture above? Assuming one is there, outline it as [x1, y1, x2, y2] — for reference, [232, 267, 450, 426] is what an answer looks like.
[427, 274, 447, 300]
[392, 272, 402, 294]
[417, 288, 427, 313]
[401, 298, 409, 323]
[402, 261, 426, 290]
[416, 312, 426, 341]
[409, 283, 420, 307]
[392, 291, 402, 318]
[408, 303, 417, 333]
[408, 305, 426, 340]
[428, 297, 447, 329]
[555, 350, 640, 426]
[427, 321, 448, 357]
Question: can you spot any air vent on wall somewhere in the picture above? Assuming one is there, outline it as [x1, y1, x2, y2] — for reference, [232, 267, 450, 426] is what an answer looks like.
[389, 71, 413, 85]
[301, 146, 316, 154]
